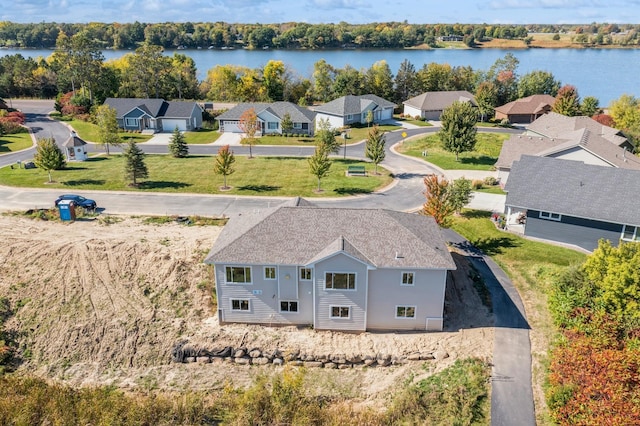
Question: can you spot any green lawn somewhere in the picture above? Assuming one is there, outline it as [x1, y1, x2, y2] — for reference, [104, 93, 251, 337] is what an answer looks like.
[0, 131, 33, 153]
[0, 155, 392, 197]
[251, 124, 403, 146]
[396, 132, 509, 170]
[60, 118, 152, 144]
[183, 128, 221, 144]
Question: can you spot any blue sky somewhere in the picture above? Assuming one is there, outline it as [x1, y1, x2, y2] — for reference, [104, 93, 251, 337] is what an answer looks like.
[4, 0, 640, 24]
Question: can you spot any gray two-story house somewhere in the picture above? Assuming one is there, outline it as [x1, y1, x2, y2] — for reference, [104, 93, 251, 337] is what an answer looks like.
[205, 199, 456, 332]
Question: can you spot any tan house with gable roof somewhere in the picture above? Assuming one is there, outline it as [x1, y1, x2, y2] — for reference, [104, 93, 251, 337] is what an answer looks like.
[494, 94, 556, 124]
[204, 198, 456, 332]
[403, 90, 477, 121]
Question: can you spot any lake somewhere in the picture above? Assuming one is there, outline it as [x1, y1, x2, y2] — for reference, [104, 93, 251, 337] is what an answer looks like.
[2, 47, 639, 105]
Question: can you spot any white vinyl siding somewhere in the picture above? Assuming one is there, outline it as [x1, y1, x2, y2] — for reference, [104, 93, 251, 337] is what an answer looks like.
[226, 266, 252, 284]
[539, 211, 562, 221]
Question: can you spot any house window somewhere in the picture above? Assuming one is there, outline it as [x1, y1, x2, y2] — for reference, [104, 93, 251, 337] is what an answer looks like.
[401, 272, 415, 286]
[622, 225, 640, 242]
[231, 299, 250, 311]
[539, 211, 562, 221]
[293, 122, 302, 129]
[225, 266, 252, 284]
[124, 118, 138, 127]
[325, 272, 356, 290]
[264, 267, 276, 280]
[300, 268, 312, 280]
[396, 306, 416, 318]
[346, 114, 353, 120]
[268, 122, 278, 130]
[280, 301, 298, 313]
[330, 306, 350, 318]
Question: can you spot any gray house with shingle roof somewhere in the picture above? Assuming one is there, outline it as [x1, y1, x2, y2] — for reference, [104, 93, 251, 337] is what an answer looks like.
[103, 98, 203, 133]
[504, 155, 640, 251]
[204, 199, 455, 332]
[403, 91, 477, 121]
[216, 102, 316, 135]
[313, 94, 396, 129]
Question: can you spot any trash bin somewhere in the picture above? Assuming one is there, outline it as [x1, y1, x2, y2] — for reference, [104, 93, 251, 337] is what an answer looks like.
[58, 200, 76, 222]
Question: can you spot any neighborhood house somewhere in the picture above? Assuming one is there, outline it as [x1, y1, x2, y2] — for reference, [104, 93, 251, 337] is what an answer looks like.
[402, 90, 477, 121]
[504, 155, 640, 251]
[493, 94, 556, 124]
[103, 98, 203, 132]
[216, 102, 316, 135]
[205, 198, 456, 332]
[313, 94, 396, 129]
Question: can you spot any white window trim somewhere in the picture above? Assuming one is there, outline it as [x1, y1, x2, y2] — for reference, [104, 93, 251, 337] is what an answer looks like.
[330, 305, 351, 319]
[396, 305, 417, 319]
[539, 211, 562, 221]
[279, 300, 299, 313]
[299, 267, 312, 281]
[325, 271, 357, 291]
[225, 266, 252, 284]
[264, 266, 277, 280]
[622, 225, 640, 242]
[401, 271, 415, 286]
[230, 298, 250, 311]
[124, 118, 138, 126]
[267, 121, 278, 130]
[293, 122, 302, 129]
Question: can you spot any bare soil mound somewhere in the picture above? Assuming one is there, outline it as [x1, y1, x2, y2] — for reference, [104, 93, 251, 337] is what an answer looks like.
[0, 215, 493, 399]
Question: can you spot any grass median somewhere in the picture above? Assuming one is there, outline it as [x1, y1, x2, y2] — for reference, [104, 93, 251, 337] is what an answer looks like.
[0, 131, 33, 153]
[0, 154, 392, 197]
[396, 132, 509, 170]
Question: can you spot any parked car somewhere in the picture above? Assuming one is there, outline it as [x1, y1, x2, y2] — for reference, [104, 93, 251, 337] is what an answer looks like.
[54, 194, 97, 210]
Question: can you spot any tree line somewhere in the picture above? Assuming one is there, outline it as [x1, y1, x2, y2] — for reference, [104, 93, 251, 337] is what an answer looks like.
[1, 21, 640, 50]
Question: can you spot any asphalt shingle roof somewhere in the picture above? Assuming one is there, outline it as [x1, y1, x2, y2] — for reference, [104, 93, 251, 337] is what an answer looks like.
[216, 102, 315, 122]
[494, 94, 555, 115]
[495, 131, 640, 171]
[205, 201, 455, 270]
[526, 111, 628, 147]
[314, 94, 396, 116]
[103, 98, 198, 119]
[403, 91, 477, 110]
[504, 155, 640, 227]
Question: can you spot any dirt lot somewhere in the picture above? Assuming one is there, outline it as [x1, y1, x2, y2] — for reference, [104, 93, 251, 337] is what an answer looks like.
[0, 215, 493, 400]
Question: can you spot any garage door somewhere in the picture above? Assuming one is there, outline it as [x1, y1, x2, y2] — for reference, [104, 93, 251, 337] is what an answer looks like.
[222, 120, 242, 133]
[162, 119, 187, 132]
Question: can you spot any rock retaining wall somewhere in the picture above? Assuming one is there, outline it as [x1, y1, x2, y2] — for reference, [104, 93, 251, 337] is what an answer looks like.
[172, 342, 449, 368]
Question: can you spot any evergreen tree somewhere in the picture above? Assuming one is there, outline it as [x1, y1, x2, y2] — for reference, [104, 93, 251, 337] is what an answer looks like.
[214, 144, 235, 190]
[94, 104, 121, 155]
[33, 137, 65, 183]
[365, 125, 385, 174]
[308, 146, 331, 192]
[439, 101, 478, 161]
[123, 139, 148, 186]
[168, 126, 188, 158]
[581, 96, 600, 117]
[281, 112, 293, 136]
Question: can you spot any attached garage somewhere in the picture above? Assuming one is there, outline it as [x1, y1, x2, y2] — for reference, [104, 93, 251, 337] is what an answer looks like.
[221, 120, 242, 133]
[162, 119, 187, 132]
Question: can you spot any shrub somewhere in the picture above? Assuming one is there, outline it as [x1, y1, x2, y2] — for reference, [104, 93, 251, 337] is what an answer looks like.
[0, 120, 25, 134]
[471, 180, 484, 190]
[483, 176, 499, 186]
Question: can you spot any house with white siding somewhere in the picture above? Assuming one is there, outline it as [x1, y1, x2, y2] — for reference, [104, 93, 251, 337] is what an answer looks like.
[204, 198, 456, 332]
[313, 94, 396, 129]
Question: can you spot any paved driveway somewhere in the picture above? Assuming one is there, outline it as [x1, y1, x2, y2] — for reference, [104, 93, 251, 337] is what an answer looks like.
[212, 132, 242, 146]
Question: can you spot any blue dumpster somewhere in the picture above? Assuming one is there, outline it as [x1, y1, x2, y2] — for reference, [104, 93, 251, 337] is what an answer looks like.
[58, 200, 76, 222]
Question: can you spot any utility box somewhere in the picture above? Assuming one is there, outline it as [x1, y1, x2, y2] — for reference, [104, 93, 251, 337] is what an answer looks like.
[58, 200, 76, 222]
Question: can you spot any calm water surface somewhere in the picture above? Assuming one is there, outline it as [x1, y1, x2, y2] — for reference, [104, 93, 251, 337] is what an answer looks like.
[2, 47, 638, 105]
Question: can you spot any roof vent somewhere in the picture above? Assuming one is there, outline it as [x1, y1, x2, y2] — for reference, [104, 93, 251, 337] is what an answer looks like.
[395, 252, 404, 260]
